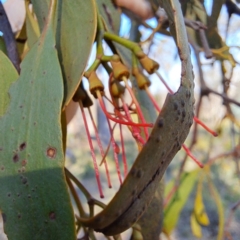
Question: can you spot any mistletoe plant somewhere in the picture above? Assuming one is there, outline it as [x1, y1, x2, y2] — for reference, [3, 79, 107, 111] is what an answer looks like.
[1, 0, 237, 239]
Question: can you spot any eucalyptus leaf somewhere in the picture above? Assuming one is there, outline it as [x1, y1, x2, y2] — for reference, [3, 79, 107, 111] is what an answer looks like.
[31, 0, 97, 108]
[0, 51, 18, 117]
[0, 2, 75, 239]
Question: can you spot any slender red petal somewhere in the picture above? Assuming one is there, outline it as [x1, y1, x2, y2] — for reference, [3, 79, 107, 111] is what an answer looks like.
[88, 108, 112, 188]
[120, 96, 146, 145]
[155, 71, 174, 94]
[193, 116, 218, 137]
[98, 94, 123, 184]
[122, 77, 149, 139]
[182, 144, 204, 168]
[155, 71, 218, 137]
[145, 86, 161, 112]
[79, 101, 104, 198]
[97, 91, 153, 128]
[119, 124, 128, 178]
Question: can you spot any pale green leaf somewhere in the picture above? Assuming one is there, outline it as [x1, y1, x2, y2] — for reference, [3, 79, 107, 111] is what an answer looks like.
[163, 170, 199, 235]
[0, 51, 18, 117]
[31, 0, 97, 108]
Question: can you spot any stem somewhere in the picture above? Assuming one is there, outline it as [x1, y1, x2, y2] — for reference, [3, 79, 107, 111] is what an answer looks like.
[104, 31, 142, 53]
[0, 2, 20, 72]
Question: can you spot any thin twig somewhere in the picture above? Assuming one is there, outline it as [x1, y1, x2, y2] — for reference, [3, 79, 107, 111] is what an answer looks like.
[0, 2, 20, 72]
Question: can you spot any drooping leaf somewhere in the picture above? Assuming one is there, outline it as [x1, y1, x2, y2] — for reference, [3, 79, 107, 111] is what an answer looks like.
[31, 0, 97, 108]
[0, 1, 75, 239]
[194, 178, 210, 226]
[207, 173, 224, 240]
[0, 51, 18, 117]
[190, 211, 202, 238]
[163, 170, 199, 235]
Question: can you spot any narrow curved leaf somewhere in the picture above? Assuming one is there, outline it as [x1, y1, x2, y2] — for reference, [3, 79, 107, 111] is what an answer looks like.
[0, 2, 75, 239]
[31, 0, 97, 108]
[190, 211, 202, 238]
[194, 178, 210, 226]
[207, 174, 224, 240]
[163, 170, 199, 235]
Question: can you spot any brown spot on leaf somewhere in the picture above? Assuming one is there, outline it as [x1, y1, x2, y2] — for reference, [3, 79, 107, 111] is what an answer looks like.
[21, 160, 27, 166]
[22, 177, 28, 184]
[49, 212, 56, 220]
[19, 142, 26, 151]
[13, 154, 19, 163]
[46, 147, 56, 158]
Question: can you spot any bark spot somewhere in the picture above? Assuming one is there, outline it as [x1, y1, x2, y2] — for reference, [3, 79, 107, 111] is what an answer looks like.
[158, 118, 164, 128]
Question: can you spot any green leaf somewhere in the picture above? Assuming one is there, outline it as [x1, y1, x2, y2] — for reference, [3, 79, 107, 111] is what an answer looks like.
[0, 1, 75, 239]
[0, 51, 18, 117]
[31, 0, 97, 108]
[163, 170, 199, 235]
